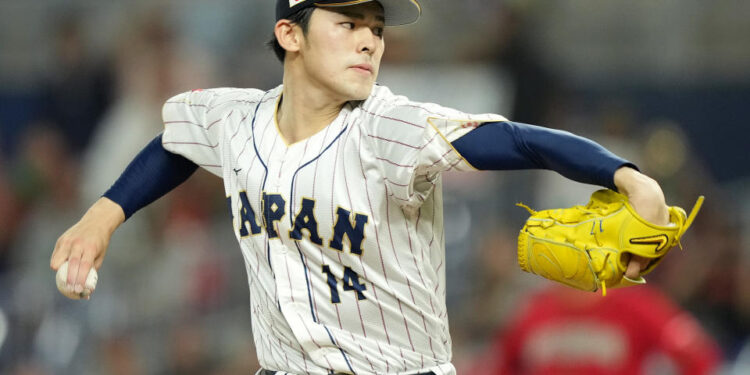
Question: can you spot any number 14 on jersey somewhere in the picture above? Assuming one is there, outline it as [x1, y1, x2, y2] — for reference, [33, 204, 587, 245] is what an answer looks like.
[321, 265, 367, 304]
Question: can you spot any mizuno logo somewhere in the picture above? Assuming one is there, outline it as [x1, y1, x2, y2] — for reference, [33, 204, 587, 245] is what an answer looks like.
[629, 234, 669, 252]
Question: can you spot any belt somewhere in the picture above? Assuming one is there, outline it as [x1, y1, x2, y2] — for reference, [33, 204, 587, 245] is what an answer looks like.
[259, 370, 436, 375]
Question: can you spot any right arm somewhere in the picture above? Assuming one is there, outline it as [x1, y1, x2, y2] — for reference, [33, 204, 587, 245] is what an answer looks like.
[51, 87, 235, 298]
[50, 134, 197, 297]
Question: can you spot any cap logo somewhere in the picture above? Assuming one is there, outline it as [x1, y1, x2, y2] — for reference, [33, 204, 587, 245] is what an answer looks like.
[289, 0, 306, 7]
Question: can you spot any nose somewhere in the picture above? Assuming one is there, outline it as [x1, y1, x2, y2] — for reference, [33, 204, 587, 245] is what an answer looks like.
[357, 28, 379, 55]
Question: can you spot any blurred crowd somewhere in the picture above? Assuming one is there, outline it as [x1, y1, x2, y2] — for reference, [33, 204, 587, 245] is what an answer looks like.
[1, 1, 749, 374]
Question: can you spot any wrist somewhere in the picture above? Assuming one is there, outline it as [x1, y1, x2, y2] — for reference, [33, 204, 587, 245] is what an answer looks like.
[86, 197, 126, 235]
[613, 166, 651, 196]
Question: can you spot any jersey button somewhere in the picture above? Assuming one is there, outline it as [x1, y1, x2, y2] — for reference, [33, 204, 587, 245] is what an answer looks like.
[272, 241, 287, 255]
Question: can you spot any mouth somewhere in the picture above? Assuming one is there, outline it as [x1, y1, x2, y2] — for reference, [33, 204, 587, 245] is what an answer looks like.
[350, 64, 373, 75]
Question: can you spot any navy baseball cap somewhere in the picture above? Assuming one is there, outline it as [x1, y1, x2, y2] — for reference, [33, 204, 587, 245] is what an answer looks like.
[277, 0, 421, 26]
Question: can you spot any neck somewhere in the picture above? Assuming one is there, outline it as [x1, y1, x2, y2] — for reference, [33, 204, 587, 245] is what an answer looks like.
[277, 66, 346, 145]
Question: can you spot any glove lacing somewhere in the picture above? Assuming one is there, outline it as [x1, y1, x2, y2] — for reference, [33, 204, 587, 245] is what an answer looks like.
[674, 196, 705, 249]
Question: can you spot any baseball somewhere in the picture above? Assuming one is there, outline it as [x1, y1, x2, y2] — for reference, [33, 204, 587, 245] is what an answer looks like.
[55, 261, 98, 300]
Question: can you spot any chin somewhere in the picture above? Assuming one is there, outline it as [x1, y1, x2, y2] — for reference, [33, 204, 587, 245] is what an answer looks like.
[347, 83, 375, 101]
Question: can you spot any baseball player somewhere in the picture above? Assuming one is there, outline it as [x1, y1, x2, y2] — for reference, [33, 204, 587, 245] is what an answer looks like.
[51, 1, 671, 374]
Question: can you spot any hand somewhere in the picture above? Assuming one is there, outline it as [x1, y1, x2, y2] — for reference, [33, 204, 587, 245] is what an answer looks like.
[613, 167, 670, 279]
[50, 197, 125, 297]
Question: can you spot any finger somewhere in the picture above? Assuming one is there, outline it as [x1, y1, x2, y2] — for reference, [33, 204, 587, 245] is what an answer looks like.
[661, 207, 670, 225]
[625, 255, 651, 279]
[76, 251, 96, 293]
[652, 204, 669, 226]
[50, 236, 71, 270]
[625, 260, 640, 279]
[94, 256, 105, 270]
[66, 251, 82, 290]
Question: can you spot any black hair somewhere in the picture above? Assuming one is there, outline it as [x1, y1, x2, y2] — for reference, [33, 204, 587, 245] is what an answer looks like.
[267, 7, 316, 63]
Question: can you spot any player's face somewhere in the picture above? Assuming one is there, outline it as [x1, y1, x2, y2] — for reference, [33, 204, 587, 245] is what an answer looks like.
[299, 3, 385, 101]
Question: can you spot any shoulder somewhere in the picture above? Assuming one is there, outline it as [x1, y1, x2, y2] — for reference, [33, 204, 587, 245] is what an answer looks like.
[164, 87, 277, 113]
[207, 87, 270, 102]
[356, 85, 459, 137]
[358, 85, 505, 127]
[360, 85, 461, 120]
[356, 85, 507, 142]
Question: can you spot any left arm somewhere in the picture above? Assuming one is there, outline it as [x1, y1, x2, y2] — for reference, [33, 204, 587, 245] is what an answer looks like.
[451, 121, 634, 190]
[452, 121, 669, 277]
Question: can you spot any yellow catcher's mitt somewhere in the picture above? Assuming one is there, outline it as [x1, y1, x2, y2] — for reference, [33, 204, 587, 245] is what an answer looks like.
[517, 189, 704, 295]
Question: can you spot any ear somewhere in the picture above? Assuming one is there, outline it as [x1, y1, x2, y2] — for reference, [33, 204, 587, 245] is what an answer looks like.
[275, 19, 304, 54]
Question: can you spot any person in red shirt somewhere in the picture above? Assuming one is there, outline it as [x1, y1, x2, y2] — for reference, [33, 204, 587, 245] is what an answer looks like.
[471, 285, 721, 375]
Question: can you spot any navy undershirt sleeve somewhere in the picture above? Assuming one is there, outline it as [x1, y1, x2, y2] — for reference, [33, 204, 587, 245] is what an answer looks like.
[451, 121, 637, 191]
[103, 134, 199, 220]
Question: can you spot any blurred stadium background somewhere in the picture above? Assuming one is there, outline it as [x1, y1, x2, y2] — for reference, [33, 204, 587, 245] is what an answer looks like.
[1, 0, 748, 373]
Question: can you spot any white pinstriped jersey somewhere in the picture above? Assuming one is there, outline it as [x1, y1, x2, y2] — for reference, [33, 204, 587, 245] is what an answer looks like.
[162, 84, 506, 375]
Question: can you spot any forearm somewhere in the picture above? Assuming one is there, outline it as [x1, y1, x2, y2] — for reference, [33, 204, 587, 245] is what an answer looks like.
[451, 121, 635, 190]
[103, 133, 199, 219]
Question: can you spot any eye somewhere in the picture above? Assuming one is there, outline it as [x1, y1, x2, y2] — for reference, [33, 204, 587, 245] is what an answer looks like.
[373, 27, 384, 38]
[341, 22, 354, 29]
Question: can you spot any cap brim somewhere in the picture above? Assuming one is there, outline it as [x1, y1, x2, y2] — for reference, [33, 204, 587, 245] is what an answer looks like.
[316, 0, 421, 26]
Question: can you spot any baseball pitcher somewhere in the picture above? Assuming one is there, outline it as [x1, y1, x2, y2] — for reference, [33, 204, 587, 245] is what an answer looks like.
[50, 1, 700, 374]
